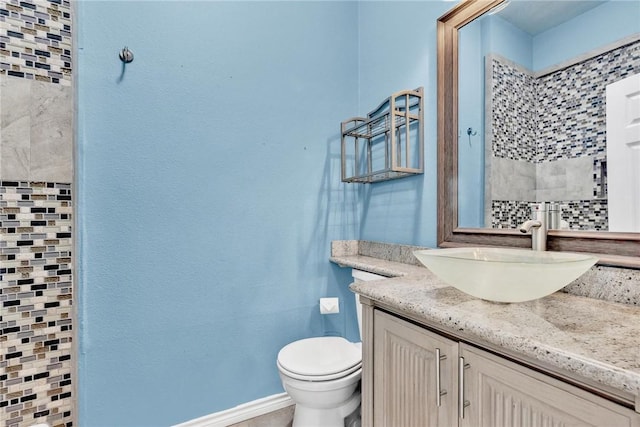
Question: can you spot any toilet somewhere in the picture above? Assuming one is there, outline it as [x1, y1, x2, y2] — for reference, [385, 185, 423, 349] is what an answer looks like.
[277, 269, 386, 427]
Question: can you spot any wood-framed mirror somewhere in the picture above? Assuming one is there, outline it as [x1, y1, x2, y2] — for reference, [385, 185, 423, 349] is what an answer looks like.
[437, 0, 640, 268]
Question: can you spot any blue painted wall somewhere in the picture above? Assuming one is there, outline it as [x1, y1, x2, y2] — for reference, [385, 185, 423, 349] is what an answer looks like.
[77, 1, 640, 424]
[481, 15, 533, 69]
[470, 2, 640, 74]
[356, 1, 452, 246]
[533, 1, 640, 71]
[76, 1, 360, 425]
[458, 18, 486, 228]
[456, 14, 533, 227]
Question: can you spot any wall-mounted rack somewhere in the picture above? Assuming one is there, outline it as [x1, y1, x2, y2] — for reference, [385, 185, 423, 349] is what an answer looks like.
[341, 87, 424, 183]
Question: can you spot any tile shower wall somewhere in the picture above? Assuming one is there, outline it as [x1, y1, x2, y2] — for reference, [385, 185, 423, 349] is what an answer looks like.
[536, 41, 640, 162]
[1, 1, 73, 427]
[490, 59, 536, 163]
[489, 40, 640, 230]
[0, 181, 73, 427]
[0, 0, 72, 86]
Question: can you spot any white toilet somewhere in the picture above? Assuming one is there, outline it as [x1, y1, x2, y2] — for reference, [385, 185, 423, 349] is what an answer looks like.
[277, 269, 385, 427]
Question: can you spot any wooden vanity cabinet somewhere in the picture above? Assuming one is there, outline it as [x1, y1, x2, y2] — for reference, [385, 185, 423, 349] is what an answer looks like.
[460, 344, 639, 427]
[367, 307, 640, 427]
[373, 309, 458, 427]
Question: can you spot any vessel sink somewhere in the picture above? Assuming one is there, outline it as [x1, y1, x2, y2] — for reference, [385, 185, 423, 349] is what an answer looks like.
[413, 248, 598, 303]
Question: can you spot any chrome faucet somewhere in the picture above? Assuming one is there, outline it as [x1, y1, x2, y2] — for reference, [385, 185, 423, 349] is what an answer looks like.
[519, 203, 547, 251]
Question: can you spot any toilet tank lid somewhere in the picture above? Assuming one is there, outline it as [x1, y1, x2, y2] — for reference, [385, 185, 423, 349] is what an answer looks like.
[277, 337, 361, 377]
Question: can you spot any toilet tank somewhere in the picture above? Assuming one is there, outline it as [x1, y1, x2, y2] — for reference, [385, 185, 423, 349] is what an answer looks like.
[351, 269, 388, 341]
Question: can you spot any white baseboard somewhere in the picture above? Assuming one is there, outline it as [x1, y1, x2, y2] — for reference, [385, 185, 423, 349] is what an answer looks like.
[173, 392, 294, 427]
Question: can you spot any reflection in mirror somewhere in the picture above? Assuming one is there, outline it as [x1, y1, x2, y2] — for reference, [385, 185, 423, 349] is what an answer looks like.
[437, 0, 640, 268]
[456, 0, 640, 232]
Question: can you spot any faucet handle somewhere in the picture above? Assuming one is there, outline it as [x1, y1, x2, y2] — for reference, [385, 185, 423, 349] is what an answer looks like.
[531, 202, 548, 224]
[531, 202, 547, 212]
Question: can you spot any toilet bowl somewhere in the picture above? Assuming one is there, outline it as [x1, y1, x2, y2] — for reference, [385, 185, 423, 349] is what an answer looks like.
[277, 336, 362, 427]
[277, 269, 387, 427]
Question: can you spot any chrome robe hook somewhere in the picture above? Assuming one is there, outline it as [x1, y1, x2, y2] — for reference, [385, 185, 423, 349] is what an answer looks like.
[466, 127, 477, 146]
[119, 47, 134, 63]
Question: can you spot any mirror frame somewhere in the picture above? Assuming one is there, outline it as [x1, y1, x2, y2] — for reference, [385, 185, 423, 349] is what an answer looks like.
[437, 0, 640, 268]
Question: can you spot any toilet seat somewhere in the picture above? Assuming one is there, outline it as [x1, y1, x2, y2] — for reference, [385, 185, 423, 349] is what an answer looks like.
[277, 337, 362, 381]
[278, 359, 362, 382]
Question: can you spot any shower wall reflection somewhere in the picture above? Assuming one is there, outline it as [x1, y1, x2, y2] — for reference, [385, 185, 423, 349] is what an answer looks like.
[486, 39, 640, 230]
[457, 0, 640, 231]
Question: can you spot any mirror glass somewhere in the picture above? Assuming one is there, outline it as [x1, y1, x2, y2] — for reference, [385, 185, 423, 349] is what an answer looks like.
[457, 0, 640, 232]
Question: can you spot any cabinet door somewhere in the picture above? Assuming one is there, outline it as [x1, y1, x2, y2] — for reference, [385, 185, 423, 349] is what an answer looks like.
[459, 344, 640, 427]
[373, 310, 458, 427]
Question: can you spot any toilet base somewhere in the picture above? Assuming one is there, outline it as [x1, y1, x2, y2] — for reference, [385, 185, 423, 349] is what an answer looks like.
[292, 390, 361, 427]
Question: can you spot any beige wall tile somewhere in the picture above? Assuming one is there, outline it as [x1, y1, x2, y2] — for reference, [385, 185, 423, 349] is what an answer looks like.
[490, 157, 536, 201]
[536, 156, 594, 202]
[30, 81, 73, 182]
[1, 75, 31, 180]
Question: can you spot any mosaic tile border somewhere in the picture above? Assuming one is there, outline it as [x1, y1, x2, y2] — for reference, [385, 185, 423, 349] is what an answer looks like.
[561, 199, 608, 231]
[1, 180, 73, 427]
[490, 199, 608, 231]
[0, 0, 72, 85]
[490, 200, 533, 229]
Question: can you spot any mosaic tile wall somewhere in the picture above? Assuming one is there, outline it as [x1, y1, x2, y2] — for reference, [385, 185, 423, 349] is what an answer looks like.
[561, 199, 609, 231]
[0, 182, 73, 427]
[490, 59, 536, 162]
[491, 40, 640, 164]
[490, 200, 532, 229]
[0, 0, 72, 85]
[1, 1, 74, 427]
[536, 41, 640, 162]
[489, 40, 640, 230]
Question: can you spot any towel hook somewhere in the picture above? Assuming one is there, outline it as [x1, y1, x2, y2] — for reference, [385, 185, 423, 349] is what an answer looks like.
[119, 46, 134, 63]
[466, 127, 477, 147]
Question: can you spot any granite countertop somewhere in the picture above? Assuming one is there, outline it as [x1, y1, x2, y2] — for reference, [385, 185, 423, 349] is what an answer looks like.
[330, 246, 640, 410]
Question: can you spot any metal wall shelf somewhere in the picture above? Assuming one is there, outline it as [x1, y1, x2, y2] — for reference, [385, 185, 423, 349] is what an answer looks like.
[341, 87, 424, 183]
